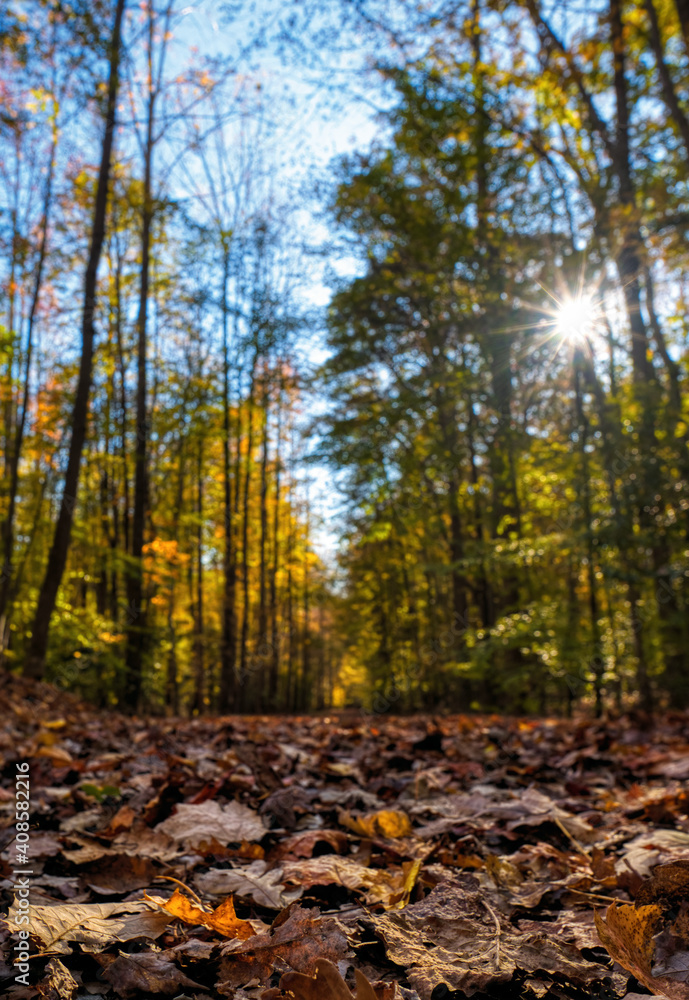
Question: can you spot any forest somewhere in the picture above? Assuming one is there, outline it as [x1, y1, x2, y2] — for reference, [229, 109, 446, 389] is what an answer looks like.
[1, 0, 688, 717]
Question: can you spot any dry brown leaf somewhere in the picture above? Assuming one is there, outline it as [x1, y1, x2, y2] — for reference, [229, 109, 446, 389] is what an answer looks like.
[196, 860, 304, 909]
[95, 950, 203, 998]
[155, 799, 266, 846]
[280, 855, 418, 907]
[36, 958, 78, 999]
[375, 876, 615, 999]
[84, 854, 156, 894]
[6, 898, 172, 955]
[595, 902, 689, 1000]
[636, 861, 689, 909]
[264, 958, 377, 1000]
[218, 905, 351, 989]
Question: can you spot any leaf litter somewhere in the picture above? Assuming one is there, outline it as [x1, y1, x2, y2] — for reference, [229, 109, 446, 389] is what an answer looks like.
[1, 673, 689, 998]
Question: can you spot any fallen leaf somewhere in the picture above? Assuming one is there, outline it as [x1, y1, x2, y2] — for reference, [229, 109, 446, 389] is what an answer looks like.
[95, 950, 203, 998]
[146, 888, 255, 939]
[375, 876, 614, 999]
[339, 809, 413, 839]
[196, 860, 303, 909]
[36, 958, 78, 999]
[155, 800, 266, 846]
[281, 855, 420, 908]
[218, 905, 351, 988]
[636, 861, 689, 909]
[6, 898, 172, 955]
[265, 957, 377, 1000]
[595, 902, 689, 1000]
[84, 854, 157, 894]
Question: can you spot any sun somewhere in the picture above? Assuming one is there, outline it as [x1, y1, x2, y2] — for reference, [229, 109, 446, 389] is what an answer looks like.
[554, 293, 597, 344]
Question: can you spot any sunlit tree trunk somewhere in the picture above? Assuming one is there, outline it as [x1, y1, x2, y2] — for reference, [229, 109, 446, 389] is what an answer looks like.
[0, 122, 56, 660]
[24, 0, 126, 680]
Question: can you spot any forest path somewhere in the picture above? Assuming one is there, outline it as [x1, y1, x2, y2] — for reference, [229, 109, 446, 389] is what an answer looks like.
[2, 674, 689, 999]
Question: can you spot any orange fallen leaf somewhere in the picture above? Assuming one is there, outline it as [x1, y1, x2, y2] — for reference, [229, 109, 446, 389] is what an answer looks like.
[339, 809, 412, 839]
[146, 889, 255, 940]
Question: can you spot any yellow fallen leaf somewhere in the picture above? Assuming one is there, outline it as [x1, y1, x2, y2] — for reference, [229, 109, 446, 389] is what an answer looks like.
[36, 745, 74, 765]
[339, 808, 412, 839]
[595, 903, 689, 1000]
[146, 889, 254, 940]
[388, 858, 422, 910]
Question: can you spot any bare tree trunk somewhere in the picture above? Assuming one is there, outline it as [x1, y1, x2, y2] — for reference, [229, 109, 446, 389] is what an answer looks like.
[253, 364, 271, 710]
[218, 247, 238, 712]
[124, 10, 155, 710]
[24, 0, 126, 679]
[673, 0, 689, 56]
[268, 375, 282, 708]
[644, 0, 689, 165]
[0, 124, 56, 659]
[238, 357, 257, 709]
[574, 354, 603, 715]
[192, 441, 205, 714]
[301, 496, 311, 712]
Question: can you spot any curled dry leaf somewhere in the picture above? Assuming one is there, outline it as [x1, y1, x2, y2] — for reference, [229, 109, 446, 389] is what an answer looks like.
[339, 809, 413, 839]
[146, 888, 255, 939]
[595, 902, 689, 1000]
[280, 855, 420, 908]
[36, 958, 78, 1000]
[263, 957, 378, 1000]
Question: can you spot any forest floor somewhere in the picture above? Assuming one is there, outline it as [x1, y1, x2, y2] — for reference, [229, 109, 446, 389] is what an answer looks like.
[1, 674, 689, 1000]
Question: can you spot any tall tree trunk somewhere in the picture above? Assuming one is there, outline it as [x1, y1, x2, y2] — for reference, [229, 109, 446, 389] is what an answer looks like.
[192, 440, 205, 714]
[574, 353, 603, 715]
[268, 376, 282, 709]
[644, 0, 689, 165]
[238, 358, 257, 709]
[609, 0, 656, 386]
[256, 363, 270, 709]
[124, 14, 155, 710]
[301, 500, 311, 712]
[218, 247, 238, 712]
[24, 0, 126, 680]
[673, 0, 689, 56]
[0, 123, 56, 659]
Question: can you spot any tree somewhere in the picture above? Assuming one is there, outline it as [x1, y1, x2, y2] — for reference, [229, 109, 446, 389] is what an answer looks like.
[24, 0, 127, 681]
